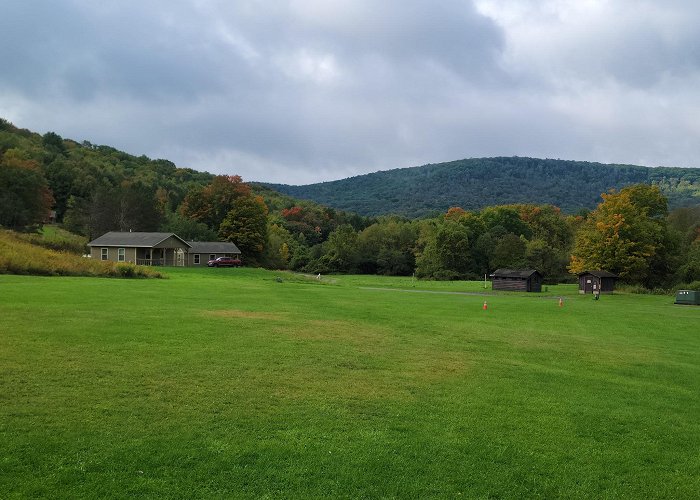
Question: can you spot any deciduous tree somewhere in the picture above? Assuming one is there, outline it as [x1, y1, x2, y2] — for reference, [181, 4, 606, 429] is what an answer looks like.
[181, 175, 251, 230]
[569, 184, 671, 285]
[0, 149, 54, 229]
[219, 195, 269, 264]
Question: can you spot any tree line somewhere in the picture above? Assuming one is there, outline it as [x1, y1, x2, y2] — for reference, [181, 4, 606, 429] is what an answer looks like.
[261, 184, 699, 290]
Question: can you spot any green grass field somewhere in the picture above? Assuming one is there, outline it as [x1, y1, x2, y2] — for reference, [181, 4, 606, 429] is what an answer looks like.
[1, 269, 698, 498]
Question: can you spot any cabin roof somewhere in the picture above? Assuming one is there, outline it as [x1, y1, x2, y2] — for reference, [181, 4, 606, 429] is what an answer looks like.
[490, 269, 541, 278]
[577, 270, 619, 279]
[88, 232, 191, 248]
[186, 241, 241, 254]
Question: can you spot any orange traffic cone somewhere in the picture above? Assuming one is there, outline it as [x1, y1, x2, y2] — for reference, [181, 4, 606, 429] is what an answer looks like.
[558, 297, 563, 307]
[483, 300, 488, 310]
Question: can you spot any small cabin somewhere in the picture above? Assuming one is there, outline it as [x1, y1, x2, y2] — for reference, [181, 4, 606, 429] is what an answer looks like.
[577, 271, 619, 294]
[490, 269, 543, 292]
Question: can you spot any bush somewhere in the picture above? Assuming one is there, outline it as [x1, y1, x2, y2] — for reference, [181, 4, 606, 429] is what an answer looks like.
[675, 280, 700, 291]
[114, 263, 136, 278]
[618, 284, 676, 296]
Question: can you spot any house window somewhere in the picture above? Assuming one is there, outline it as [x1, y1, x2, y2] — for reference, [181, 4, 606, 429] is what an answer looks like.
[101, 248, 108, 261]
[194, 254, 200, 265]
[118, 248, 125, 262]
[210, 254, 216, 261]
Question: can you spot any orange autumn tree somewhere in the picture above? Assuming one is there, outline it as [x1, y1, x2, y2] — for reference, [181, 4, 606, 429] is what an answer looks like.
[569, 184, 670, 285]
[180, 175, 251, 230]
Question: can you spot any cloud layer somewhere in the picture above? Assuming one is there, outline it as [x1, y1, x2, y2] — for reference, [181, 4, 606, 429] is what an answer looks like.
[1, 0, 699, 183]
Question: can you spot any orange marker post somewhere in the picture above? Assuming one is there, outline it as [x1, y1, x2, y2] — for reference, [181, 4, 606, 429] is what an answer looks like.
[558, 297, 563, 307]
[483, 300, 488, 310]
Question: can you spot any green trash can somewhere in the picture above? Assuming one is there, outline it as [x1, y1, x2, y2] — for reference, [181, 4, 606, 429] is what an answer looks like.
[674, 290, 700, 305]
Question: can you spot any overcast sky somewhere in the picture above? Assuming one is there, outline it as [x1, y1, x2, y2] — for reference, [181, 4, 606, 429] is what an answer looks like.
[2, 1, 699, 184]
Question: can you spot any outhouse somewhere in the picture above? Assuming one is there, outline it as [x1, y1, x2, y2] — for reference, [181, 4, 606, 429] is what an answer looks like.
[577, 270, 619, 294]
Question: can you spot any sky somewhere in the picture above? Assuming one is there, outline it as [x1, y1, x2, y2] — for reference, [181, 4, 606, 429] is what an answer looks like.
[1, 1, 700, 185]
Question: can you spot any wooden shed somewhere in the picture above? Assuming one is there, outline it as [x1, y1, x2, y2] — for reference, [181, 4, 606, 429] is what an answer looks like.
[577, 271, 619, 294]
[490, 269, 543, 292]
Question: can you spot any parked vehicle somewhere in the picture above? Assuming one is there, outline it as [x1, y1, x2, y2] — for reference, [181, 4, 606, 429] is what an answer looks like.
[207, 257, 242, 268]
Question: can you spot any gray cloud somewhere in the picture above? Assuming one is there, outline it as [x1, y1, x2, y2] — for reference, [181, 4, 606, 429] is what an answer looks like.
[1, 0, 699, 184]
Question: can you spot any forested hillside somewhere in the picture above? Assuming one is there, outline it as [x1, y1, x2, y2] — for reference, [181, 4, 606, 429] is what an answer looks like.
[267, 157, 700, 217]
[0, 118, 213, 233]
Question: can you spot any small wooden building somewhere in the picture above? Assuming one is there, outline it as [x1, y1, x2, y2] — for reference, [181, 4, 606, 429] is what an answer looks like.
[490, 269, 543, 292]
[577, 270, 619, 294]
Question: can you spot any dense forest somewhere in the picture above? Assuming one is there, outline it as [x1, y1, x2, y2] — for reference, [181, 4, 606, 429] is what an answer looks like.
[266, 157, 700, 217]
[1, 118, 699, 289]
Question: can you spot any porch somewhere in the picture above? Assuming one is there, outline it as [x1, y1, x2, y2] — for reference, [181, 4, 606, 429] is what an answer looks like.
[135, 248, 186, 266]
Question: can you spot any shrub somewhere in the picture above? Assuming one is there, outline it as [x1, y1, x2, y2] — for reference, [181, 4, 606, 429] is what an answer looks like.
[675, 280, 700, 291]
[618, 284, 677, 296]
[114, 263, 136, 278]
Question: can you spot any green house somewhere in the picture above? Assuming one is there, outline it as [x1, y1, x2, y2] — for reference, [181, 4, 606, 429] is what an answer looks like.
[674, 290, 700, 305]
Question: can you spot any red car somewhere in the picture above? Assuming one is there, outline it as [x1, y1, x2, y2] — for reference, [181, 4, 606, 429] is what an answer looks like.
[207, 257, 242, 267]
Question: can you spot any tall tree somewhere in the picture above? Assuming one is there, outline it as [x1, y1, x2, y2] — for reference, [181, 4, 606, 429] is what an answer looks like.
[261, 222, 294, 270]
[219, 195, 269, 264]
[318, 224, 360, 273]
[416, 220, 472, 279]
[181, 175, 251, 230]
[357, 219, 417, 275]
[0, 149, 54, 229]
[569, 184, 671, 285]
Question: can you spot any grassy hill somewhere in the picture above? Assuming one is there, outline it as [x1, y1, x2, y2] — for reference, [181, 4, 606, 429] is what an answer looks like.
[266, 157, 700, 217]
[1, 269, 698, 497]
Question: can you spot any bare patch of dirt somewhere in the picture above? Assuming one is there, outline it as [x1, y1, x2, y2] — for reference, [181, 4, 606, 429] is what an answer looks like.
[203, 310, 289, 321]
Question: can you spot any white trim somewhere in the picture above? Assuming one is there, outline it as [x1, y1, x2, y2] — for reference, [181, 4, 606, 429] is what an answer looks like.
[118, 248, 126, 262]
[101, 248, 108, 261]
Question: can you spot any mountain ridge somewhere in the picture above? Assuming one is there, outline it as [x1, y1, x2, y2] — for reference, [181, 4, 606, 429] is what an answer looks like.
[264, 156, 700, 217]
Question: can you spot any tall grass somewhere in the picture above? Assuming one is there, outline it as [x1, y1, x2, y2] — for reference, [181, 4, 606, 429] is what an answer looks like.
[14, 225, 88, 254]
[0, 229, 162, 278]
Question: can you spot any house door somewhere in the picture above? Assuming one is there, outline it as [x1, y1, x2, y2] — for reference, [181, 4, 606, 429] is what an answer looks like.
[176, 249, 185, 267]
[584, 278, 593, 293]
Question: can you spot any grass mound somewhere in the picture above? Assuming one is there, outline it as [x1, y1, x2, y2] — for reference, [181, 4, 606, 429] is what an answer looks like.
[0, 229, 163, 278]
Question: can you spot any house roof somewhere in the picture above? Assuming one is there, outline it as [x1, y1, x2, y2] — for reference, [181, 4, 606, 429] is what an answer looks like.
[186, 241, 241, 254]
[88, 232, 191, 248]
[578, 270, 619, 279]
[490, 269, 542, 278]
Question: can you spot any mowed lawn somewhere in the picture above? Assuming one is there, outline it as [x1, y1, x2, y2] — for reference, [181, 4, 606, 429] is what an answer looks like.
[1, 269, 698, 498]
